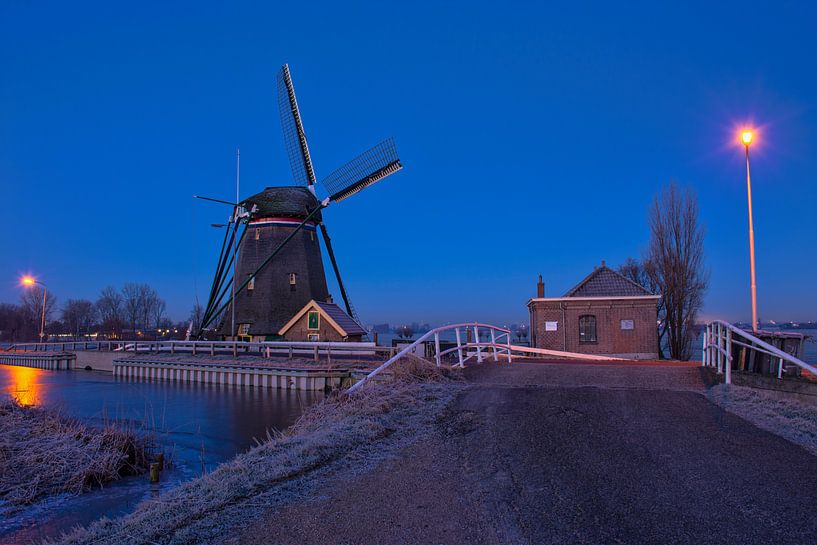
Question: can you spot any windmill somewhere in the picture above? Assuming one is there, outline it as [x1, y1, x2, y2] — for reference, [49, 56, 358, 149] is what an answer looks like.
[196, 64, 402, 340]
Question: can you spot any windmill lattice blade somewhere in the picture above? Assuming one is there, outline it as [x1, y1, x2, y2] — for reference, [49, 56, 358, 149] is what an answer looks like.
[321, 138, 402, 202]
[276, 64, 316, 186]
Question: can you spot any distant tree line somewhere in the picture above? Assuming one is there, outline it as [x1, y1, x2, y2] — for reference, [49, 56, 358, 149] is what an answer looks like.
[0, 283, 200, 343]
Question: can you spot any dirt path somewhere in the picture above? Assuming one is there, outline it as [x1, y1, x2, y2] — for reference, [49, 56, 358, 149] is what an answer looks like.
[238, 362, 817, 545]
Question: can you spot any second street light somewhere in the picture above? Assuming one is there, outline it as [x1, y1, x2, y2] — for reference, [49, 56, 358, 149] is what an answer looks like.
[21, 276, 48, 343]
[741, 129, 759, 333]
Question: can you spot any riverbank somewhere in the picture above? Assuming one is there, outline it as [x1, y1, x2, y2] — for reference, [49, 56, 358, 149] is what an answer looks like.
[53, 359, 460, 544]
[0, 399, 151, 509]
[48, 360, 817, 544]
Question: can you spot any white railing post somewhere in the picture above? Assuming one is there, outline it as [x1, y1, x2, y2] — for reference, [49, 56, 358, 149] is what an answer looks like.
[778, 357, 784, 379]
[506, 333, 513, 363]
[474, 324, 483, 363]
[701, 326, 707, 367]
[434, 332, 441, 367]
[716, 323, 723, 374]
[455, 327, 464, 368]
[490, 328, 498, 362]
[725, 326, 732, 385]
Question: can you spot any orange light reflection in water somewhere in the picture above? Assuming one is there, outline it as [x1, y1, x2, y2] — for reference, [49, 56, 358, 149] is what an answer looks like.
[5, 366, 44, 406]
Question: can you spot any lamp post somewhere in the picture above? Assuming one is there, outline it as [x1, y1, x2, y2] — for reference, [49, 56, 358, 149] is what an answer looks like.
[741, 130, 759, 333]
[21, 276, 48, 343]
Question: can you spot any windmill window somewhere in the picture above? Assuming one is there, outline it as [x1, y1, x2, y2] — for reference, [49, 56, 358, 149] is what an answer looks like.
[238, 324, 250, 336]
[307, 311, 320, 330]
[289, 273, 297, 291]
[255, 228, 261, 240]
[579, 315, 597, 343]
[248, 276, 255, 291]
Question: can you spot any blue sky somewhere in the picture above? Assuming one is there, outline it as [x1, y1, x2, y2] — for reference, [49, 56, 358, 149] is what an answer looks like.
[1, 1, 816, 325]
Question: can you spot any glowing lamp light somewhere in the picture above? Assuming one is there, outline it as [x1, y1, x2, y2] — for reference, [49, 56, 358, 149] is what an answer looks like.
[741, 130, 754, 146]
[21, 276, 36, 286]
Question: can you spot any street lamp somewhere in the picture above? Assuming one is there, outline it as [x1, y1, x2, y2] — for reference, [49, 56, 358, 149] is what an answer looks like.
[741, 129, 759, 332]
[21, 276, 48, 343]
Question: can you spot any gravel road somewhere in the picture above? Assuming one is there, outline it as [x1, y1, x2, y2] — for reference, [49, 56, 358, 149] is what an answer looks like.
[238, 362, 817, 545]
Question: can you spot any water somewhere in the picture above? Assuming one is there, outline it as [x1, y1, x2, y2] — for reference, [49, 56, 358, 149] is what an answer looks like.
[0, 366, 323, 543]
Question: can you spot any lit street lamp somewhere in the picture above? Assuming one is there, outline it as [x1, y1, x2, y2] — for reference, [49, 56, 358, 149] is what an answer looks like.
[21, 276, 48, 343]
[741, 129, 759, 332]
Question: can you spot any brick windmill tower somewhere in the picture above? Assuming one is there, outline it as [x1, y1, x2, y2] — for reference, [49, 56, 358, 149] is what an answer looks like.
[198, 65, 402, 341]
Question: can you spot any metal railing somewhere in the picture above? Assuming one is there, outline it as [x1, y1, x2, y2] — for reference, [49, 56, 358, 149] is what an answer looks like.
[347, 322, 513, 393]
[4, 339, 396, 361]
[702, 320, 817, 384]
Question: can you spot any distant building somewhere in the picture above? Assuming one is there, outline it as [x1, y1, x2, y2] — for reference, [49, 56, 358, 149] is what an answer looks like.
[277, 299, 367, 342]
[528, 262, 660, 359]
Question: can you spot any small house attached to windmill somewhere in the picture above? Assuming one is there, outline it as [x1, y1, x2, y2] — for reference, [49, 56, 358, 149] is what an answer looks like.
[196, 65, 402, 342]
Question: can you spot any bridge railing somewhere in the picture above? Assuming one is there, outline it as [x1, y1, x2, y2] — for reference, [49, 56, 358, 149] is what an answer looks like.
[702, 320, 816, 384]
[347, 322, 513, 394]
[4, 339, 396, 360]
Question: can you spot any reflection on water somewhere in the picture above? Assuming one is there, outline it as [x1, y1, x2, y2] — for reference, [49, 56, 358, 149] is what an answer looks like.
[4, 366, 46, 406]
[0, 366, 323, 543]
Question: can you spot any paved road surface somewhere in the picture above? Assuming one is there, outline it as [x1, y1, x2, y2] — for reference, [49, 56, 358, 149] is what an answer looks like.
[240, 362, 817, 544]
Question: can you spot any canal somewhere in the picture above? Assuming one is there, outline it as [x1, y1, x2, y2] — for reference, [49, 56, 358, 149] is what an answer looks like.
[0, 366, 323, 543]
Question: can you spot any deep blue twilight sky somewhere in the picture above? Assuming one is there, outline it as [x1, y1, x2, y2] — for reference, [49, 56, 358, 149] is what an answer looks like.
[2, 1, 816, 325]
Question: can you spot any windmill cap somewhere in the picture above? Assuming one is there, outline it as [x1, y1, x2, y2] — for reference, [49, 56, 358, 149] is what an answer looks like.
[243, 186, 323, 220]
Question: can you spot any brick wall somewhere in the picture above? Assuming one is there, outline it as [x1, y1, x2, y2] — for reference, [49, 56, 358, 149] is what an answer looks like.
[529, 298, 658, 359]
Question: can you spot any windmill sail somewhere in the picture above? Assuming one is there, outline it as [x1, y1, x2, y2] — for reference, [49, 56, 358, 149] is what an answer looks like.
[320, 138, 402, 202]
[277, 64, 316, 186]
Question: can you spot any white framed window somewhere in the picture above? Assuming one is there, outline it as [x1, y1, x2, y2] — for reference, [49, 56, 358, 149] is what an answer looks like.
[248, 276, 255, 291]
[255, 228, 261, 240]
[238, 323, 250, 336]
[545, 321, 558, 332]
[307, 333, 319, 341]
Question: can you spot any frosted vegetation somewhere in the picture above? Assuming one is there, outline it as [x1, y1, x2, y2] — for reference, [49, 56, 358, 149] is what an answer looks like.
[0, 399, 151, 509]
[52, 357, 461, 545]
[707, 384, 817, 455]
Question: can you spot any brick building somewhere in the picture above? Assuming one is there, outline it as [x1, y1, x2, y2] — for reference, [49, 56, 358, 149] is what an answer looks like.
[277, 299, 367, 342]
[528, 263, 660, 359]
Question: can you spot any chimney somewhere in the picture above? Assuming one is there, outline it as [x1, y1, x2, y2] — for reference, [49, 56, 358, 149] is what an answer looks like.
[536, 274, 545, 298]
[326, 294, 333, 303]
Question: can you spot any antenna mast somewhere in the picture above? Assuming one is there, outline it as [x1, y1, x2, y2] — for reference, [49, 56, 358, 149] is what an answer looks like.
[232, 147, 240, 339]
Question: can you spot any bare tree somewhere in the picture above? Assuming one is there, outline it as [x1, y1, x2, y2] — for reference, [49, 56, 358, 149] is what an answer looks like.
[0, 304, 29, 342]
[121, 283, 142, 338]
[189, 303, 204, 336]
[645, 182, 708, 360]
[96, 286, 124, 339]
[61, 299, 97, 340]
[20, 287, 57, 340]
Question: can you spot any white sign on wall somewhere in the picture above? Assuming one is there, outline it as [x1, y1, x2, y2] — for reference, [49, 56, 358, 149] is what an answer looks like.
[545, 321, 558, 332]
[620, 319, 634, 330]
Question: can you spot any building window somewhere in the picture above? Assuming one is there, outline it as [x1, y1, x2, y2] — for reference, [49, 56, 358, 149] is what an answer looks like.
[307, 310, 320, 330]
[237, 323, 250, 336]
[289, 273, 297, 291]
[248, 276, 255, 291]
[307, 333, 319, 342]
[579, 315, 597, 343]
[255, 228, 261, 240]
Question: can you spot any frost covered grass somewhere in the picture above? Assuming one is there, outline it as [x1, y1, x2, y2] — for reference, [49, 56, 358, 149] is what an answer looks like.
[0, 399, 151, 508]
[52, 357, 461, 545]
[707, 384, 817, 455]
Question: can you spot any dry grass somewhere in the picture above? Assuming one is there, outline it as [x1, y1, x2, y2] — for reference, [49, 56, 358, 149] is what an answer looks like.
[0, 399, 152, 507]
[52, 365, 460, 545]
[707, 384, 817, 456]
